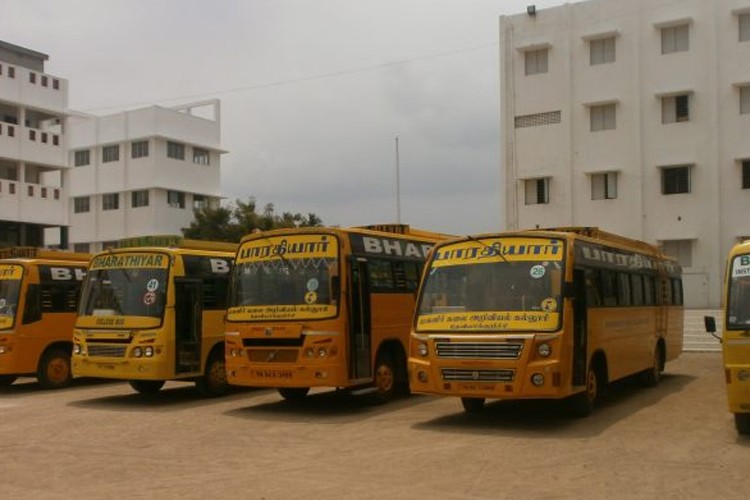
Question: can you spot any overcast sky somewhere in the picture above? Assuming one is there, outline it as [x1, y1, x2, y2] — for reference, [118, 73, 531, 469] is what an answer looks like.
[0, 0, 569, 235]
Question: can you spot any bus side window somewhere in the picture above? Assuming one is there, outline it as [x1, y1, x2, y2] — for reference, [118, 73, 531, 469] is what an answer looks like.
[600, 271, 618, 307]
[584, 269, 602, 307]
[672, 278, 683, 305]
[22, 284, 42, 324]
[631, 274, 644, 306]
[643, 275, 655, 306]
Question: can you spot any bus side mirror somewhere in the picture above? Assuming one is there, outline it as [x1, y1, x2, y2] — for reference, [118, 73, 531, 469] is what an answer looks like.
[704, 315, 716, 333]
[22, 284, 42, 324]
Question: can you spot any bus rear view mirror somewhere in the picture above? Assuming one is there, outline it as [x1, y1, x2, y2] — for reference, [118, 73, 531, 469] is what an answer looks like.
[704, 315, 716, 333]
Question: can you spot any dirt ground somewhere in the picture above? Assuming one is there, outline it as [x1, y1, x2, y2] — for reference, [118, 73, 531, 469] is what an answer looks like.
[0, 352, 745, 500]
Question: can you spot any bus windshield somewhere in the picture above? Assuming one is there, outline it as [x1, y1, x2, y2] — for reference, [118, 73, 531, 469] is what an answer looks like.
[78, 252, 170, 328]
[416, 237, 564, 332]
[229, 233, 339, 321]
[727, 253, 750, 329]
[0, 264, 23, 329]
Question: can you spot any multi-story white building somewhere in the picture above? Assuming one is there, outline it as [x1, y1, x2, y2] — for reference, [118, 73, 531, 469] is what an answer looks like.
[66, 100, 224, 253]
[500, 0, 750, 308]
[0, 41, 69, 247]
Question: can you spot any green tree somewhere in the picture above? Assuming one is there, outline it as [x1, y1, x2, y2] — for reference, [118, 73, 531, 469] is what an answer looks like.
[182, 198, 323, 242]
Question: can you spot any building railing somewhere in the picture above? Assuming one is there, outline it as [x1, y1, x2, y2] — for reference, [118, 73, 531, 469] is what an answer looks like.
[0, 122, 61, 147]
[0, 61, 62, 92]
[0, 179, 61, 200]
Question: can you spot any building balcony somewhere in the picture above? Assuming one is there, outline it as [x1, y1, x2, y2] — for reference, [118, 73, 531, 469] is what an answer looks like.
[0, 179, 65, 226]
[0, 122, 66, 167]
[0, 62, 68, 113]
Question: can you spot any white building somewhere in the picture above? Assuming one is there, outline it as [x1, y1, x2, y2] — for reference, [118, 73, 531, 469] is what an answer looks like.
[0, 41, 69, 247]
[500, 0, 750, 308]
[66, 100, 225, 253]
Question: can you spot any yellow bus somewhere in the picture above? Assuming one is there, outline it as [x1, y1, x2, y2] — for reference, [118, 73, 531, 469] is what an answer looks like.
[409, 227, 683, 416]
[0, 247, 90, 389]
[225, 224, 451, 402]
[72, 236, 236, 396]
[706, 241, 750, 434]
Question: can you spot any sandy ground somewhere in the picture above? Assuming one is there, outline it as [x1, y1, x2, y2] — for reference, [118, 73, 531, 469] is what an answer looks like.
[0, 352, 745, 500]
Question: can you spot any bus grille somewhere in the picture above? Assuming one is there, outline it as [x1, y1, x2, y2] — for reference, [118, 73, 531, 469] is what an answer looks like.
[441, 368, 515, 382]
[247, 349, 298, 363]
[435, 341, 523, 360]
[87, 344, 127, 358]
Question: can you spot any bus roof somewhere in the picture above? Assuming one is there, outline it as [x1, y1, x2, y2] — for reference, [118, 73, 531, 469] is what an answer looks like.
[0, 247, 90, 262]
[112, 235, 237, 253]
[239, 224, 454, 245]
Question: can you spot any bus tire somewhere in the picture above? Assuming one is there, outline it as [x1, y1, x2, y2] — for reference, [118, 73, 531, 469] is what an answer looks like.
[639, 344, 664, 387]
[373, 352, 400, 403]
[0, 375, 18, 387]
[196, 353, 229, 397]
[37, 347, 72, 390]
[568, 365, 599, 418]
[128, 380, 165, 395]
[461, 397, 486, 413]
[278, 387, 310, 401]
[735, 413, 750, 435]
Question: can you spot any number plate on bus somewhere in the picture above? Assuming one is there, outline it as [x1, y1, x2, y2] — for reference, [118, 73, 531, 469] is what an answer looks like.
[252, 369, 293, 380]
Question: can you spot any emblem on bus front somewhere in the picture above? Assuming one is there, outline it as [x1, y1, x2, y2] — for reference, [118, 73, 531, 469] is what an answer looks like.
[264, 328, 273, 336]
[472, 371, 480, 381]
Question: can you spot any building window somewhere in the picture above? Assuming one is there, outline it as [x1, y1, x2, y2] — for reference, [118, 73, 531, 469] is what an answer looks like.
[524, 48, 548, 76]
[41, 75, 48, 87]
[740, 13, 750, 42]
[590, 104, 616, 131]
[741, 86, 750, 115]
[52, 79, 59, 90]
[661, 24, 689, 54]
[661, 239, 693, 267]
[74, 150, 90, 167]
[591, 172, 618, 200]
[662, 94, 690, 123]
[73, 196, 90, 213]
[29, 72, 36, 84]
[102, 145, 120, 163]
[131, 140, 149, 159]
[167, 190, 185, 209]
[661, 165, 691, 195]
[514, 110, 561, 128]
[742, 160, 750, 189]
[590, 36, 615, 65]
[193, 147, 210, 165]
[524, 178, 549, 205]
[131, 190, 149, 208]
[193, 194, 207, 210]
[8, 66, 15, 78]
[102, 193, 120, 211]
[167, 141, 185, 160]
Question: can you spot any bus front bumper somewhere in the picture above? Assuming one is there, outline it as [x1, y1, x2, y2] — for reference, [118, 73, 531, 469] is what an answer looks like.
[226, 360, 347, 389]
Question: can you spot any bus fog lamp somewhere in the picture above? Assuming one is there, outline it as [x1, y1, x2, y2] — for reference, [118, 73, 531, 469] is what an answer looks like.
[417, 371, 428, 383]
[133, 347, 143, 358]
[144, 346, 154, 358]
[738, 370, 750, 382]
[417, 342, 428, 357]
[537, 343, 551, 357]
[0, 346, 7, 354]
[531, 373, 544, 386]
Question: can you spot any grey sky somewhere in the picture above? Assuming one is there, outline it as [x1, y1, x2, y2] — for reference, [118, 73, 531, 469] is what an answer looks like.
[0, 0, 567, 235]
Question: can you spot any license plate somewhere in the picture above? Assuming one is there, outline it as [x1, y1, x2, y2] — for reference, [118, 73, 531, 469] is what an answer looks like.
[252, 369, 292, 380]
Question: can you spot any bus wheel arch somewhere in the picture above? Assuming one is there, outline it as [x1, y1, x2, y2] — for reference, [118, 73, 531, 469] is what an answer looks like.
[0, 375, 18, 387]
[373, 340, 409, 403]
[37, 342, 73, 390]
[568, 350, 608, 417]
[196, 342, 229, 397]
[640, 339, 666, 387]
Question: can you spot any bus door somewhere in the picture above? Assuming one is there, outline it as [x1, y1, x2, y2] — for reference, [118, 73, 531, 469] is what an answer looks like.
[572, 269, 588, 386]
[349, 257, 372, 381]
[174, 278, 203, 374]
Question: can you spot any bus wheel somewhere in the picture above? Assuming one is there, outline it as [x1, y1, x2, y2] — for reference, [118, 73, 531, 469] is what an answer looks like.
[461, 397, 486, 413]
[568, 366, 598, 418]
[128, 380, 165, 395]
[735, 413, 750, 435]
[639, 345, 664, 387]
[196, 354, 228, 397]
[373, 353, 399, 403]
[37, 348, 72, 390]
[0, 375, 18, 387]
[278, 387, 310, 401]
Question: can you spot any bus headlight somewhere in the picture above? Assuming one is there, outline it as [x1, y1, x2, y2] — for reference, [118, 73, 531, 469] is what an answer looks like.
[537, 343, 551, 357]
[531, 373, 545, 386]
[318, 348, 327, 358]
[133, 347, 143, 358]
[738, 370, 750, 382]
[0, 346, 7, 354]
[417, 342, 429, 357]
[73, 344, 81, 355]
[144, 346, 154, 358]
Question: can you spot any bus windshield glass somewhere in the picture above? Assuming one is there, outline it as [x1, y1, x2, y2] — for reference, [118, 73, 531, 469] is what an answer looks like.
[727, 253, 750, 329]
[77, 252, 170, 328]
[416, 237, 564, 332]
[0, 264, 23, 329]
[229, 234, 339, 321]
